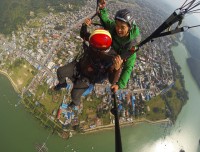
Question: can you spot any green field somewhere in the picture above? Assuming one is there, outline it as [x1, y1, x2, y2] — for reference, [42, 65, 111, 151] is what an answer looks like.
[34, 83, 66, 114]
[167, 79, 185, 120]
[7, 58, 37, 91]
[146, 96, 166, 121]
[0, 0, 85, 35]
[146, 78, 186, 121]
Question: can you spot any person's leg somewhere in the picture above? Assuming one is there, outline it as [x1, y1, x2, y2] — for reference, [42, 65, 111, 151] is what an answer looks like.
[54, 61, 77, 90]
[70, 77, 90, 106]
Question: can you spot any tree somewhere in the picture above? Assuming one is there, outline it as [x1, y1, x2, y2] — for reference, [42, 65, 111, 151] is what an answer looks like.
[153, 107, 159, 113]
[167, 90, 172, 98]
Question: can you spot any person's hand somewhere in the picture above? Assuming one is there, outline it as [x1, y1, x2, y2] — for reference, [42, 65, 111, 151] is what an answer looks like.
[99, 0, 106, 9]
[84, 18, 92, 26]
[111, 84, 119, 93]
[112, 55, 123, 70]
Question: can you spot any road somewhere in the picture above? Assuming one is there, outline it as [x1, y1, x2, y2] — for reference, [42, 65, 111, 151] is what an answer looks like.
[21, 11, 96, 95]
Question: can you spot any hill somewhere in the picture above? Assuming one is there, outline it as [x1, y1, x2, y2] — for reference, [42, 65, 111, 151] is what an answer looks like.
[0, 0, 84, 35]
[187, 57, 200, 88]
[182, 32, 200, 88]
[182, 32, 200, 60]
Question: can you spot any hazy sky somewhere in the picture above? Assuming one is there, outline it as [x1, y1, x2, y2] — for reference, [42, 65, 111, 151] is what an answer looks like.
[165, 0, 200, 20]
[144, 0, 200, 38]
[154, 0, 200, 38]
[164, 0, 198, 7]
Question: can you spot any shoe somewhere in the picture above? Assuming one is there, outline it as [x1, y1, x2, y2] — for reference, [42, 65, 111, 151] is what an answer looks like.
[54, 83, 67, 91]
[67, 102, 79, 111]
[68, 102, 76, 108]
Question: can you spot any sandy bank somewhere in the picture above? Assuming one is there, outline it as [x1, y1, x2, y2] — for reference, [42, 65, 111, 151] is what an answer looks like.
[83, 118, 171, 134]
[0, 70, 20, 93]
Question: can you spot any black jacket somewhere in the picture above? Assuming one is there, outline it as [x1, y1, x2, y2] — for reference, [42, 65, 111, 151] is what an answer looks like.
[78, 24, 121, 84]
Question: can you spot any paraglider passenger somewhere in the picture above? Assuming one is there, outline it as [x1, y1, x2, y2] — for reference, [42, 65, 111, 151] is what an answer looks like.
[54, 24, 122, 108]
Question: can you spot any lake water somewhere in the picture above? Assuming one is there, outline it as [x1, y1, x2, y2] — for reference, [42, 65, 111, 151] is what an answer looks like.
[0, 42, 200, 152]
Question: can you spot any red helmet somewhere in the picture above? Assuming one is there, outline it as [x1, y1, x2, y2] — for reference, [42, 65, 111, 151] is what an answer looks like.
[89, 29, 112, 50]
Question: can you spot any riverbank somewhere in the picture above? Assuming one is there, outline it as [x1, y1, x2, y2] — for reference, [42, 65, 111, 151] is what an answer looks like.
[0, 33, 199, 152]
[83, 118, 171, 134]
[0, 69, 174, 136]
[0, 70, 20, 93]
[187, 57, 200, 88]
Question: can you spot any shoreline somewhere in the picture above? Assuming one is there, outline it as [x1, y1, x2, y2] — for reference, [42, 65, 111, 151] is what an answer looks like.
[0, 70, 21, 93]
[0, 69, 171, 135]
[82, 118, 171, 134]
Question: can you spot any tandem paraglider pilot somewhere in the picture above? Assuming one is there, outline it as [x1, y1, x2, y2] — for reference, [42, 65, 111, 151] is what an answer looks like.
[85, 0, 141, 93]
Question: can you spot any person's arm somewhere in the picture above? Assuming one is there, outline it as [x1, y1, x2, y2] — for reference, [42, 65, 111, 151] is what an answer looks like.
[117, 53, 136, 89]
[98, 0, 114, 29]
[129, 25, 141, 47]
[111, 53, 136, 92]
[99, 8, 115, 29]
[80, 23, 90, 41]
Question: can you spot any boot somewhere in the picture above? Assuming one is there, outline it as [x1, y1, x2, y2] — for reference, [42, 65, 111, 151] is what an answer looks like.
[68, 102, 76, 109]
[54, 83, 67, 91]
[67, 102, 79, 111]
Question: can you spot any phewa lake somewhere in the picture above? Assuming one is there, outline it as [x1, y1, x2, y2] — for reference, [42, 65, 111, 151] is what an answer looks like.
[0, 41, 200, 152]
[1, 0, 200, 151]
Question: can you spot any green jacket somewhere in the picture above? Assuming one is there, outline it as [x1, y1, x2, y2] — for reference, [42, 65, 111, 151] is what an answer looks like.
[99, 8, 141, 89]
